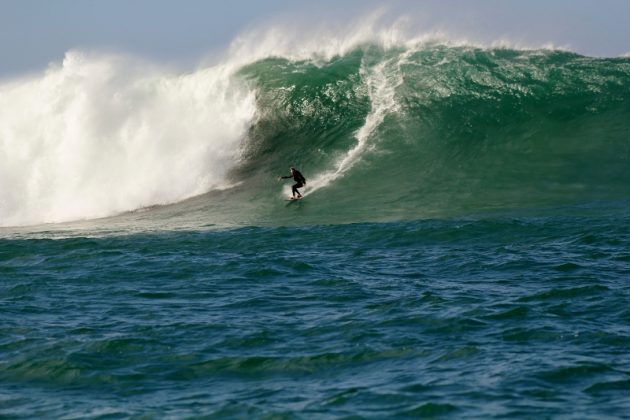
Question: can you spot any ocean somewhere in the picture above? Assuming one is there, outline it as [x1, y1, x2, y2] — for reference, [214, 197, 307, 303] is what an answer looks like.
[1, 35, 630, 417]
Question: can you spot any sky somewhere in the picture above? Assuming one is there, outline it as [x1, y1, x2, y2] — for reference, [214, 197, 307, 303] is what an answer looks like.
[1, 0, 629, 77]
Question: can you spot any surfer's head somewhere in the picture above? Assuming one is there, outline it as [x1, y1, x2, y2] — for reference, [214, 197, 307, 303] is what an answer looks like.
[290, 167, 296, 173]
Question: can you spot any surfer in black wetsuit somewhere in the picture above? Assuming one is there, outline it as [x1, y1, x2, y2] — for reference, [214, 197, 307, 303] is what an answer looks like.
[278, 167, 306, 199]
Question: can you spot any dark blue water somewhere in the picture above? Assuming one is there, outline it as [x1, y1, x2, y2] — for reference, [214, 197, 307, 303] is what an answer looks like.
[3, 201, 630, 418]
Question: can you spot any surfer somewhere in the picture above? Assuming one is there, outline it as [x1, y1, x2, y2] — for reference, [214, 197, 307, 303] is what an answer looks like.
[278, 167, 306, 199]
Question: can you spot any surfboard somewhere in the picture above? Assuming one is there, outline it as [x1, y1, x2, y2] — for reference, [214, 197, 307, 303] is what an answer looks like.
[285, 196, 303, 202]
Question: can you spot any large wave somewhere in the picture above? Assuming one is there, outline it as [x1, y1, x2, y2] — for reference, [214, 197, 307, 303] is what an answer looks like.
[1, 25, 630, 228]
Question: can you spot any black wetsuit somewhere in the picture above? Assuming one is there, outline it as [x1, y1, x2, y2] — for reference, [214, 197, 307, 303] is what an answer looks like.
[282, 170, 306, 197]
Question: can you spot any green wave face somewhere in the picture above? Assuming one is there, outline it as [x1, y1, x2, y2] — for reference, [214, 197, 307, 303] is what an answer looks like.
[221, 46, 630, 224]
[236, 50, 372, 178]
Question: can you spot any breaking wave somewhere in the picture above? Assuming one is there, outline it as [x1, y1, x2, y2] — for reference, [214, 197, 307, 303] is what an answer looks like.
[1, 24, 630, 227]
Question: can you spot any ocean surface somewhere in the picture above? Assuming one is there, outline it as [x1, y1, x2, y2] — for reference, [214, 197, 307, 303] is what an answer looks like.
[2, 36, 630, 418]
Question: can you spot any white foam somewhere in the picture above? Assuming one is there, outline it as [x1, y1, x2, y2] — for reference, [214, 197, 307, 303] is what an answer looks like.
[300, 51, 404, 198]
[0, 50, 255, 227]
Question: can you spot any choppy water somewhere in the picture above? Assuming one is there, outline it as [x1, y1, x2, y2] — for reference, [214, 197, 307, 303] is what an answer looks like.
[3, 204, 630, 417]
[2, 33, 630, 418]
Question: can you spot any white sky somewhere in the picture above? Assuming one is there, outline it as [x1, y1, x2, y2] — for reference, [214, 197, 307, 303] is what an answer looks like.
[1, 0, 629, 77]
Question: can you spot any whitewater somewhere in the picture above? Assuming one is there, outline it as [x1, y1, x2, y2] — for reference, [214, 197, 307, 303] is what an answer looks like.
[0, 50, 256, 226]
